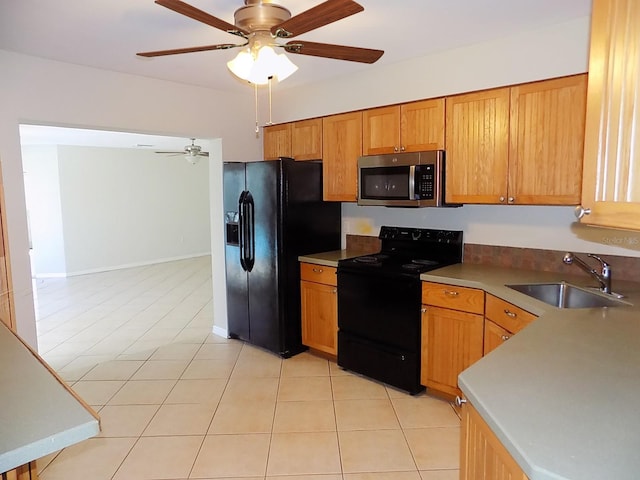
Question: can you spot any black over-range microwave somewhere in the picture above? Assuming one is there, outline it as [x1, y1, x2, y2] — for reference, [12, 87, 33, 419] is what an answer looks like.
[357, 150, 457, 207]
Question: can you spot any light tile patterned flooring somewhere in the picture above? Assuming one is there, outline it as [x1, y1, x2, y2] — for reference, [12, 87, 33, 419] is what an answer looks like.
[34, 256, 461, 480]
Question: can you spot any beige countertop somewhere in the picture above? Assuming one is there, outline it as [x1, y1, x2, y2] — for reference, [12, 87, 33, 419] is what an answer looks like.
[0, 322, 100, 473]
[422, 263, 640, 480]
[298, 249, 362, 268]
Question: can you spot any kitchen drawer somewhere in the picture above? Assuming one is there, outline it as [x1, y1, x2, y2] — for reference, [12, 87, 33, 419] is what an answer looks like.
[300, 263, 337, 286]
[422, 282, 484, 314]
[485, 294, 536, 333]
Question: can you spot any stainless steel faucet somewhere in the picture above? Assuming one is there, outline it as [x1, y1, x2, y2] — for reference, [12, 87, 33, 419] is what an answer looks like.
[562, 252, 612, 294]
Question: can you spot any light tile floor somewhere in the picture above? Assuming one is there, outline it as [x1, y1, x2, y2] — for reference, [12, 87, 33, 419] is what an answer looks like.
[34, 256, 460, 480]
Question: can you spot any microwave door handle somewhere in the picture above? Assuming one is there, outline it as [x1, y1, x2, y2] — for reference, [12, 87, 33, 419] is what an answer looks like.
[409, 165, 416, 200]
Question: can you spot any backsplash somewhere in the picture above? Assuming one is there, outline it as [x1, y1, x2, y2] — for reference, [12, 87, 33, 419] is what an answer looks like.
[465, 244, 640, 283]
[346, 234, 640, 283]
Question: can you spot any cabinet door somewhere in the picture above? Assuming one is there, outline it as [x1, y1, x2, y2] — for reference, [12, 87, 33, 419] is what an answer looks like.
[300, 280, 337, 355]
[292, 118, 322, 161]
[401, 98, 445, 152]
[421, 305, 484, 396]
[445, 88, 510, 204]
[509, 75, 587, 205]
[483, 319, 511, 356]
[263, 123, 292, 160]
[322, 111, 362, 202]
[461, 402, 529, 480]
[580, 0, 640, 230]
[362, 105, 400, 155]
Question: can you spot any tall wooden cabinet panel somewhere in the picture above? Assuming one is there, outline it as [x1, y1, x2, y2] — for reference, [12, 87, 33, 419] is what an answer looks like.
[445, 88, 511, 204]
[509, 74, 587, 205]
[322, 111, 362, 202]
[263, 123, 292, 160]
[292, 118, 322, 161]
[0, 163, 14, 331]
[580, 0, 640, 230]
[362, 99, 445, 155]
[461, 402, 529, 480]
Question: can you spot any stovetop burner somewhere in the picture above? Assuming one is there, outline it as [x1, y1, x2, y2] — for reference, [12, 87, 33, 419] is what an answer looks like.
[337, 226, 463, 278]
[354, 254, 389, 264]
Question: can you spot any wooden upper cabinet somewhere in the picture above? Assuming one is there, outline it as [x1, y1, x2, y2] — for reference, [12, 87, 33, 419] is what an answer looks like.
[322, 111, 363, 202]
[509, 74, 587, 205]
[263, 123, 292, 160]
[446, 77, 587, 206]
[362, 99, 445, 155]
[580, 0, 640, 231]
[292, 118, 322, 161]
[445, 87, 511, 204]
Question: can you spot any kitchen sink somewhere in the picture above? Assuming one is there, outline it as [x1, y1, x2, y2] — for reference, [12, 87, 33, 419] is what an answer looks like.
[506, 282, 629, 309]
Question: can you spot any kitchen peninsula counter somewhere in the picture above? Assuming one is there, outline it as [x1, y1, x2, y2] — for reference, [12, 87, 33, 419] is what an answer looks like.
[0, 321, 100, 474]
[421, 264, 640, 480]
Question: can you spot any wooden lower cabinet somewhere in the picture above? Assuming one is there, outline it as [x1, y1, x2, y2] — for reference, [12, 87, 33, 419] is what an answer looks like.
[300, 263, 338, 356]
[484, 294, 537, 356]
[421, 305, 484, 396]
[461, 402, 529, 480]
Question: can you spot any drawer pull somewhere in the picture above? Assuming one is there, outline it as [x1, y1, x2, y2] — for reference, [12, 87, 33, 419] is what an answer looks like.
[504, 309, 517, 318]
[501, 335, 511, 341]
[444, 290, 459, 297]
[312, 268, 324, 273]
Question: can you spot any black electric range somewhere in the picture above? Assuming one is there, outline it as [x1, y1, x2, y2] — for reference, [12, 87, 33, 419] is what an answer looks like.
[337, 226, 463, 394]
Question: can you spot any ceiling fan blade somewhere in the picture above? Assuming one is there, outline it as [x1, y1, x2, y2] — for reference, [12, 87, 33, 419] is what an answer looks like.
[137, 43, 240, 57]
[272, 0, 363, 38]
[155, 0, 248, 36]
[284, 41, 384, 64]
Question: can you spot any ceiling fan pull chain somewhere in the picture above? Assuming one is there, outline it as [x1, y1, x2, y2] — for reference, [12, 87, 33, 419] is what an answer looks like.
[267, 76, 274, 127]
[254, 81, 259, 137]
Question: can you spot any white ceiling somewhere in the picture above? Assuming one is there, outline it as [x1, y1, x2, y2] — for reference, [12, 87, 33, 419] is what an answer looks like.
[4, 0, 592, 148]
[1, 0, 591, 94]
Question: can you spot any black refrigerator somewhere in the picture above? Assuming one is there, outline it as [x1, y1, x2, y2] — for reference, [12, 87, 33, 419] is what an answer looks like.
[223, 158, 341, 358]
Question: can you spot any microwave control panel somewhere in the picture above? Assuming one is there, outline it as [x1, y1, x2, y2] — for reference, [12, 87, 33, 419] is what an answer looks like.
[415, 164, 435, 200]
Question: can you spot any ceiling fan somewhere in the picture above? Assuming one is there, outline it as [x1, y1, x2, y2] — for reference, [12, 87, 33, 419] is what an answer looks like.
[137, 0, 384, 80]
[156, 138, 208, 164]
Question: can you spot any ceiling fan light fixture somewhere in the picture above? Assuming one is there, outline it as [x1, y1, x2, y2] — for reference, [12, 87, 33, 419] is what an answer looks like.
[227, 44, 298, 85]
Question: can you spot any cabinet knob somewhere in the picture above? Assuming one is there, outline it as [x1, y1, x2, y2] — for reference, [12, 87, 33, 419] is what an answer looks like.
[499, 196, 506, 203]
[332, 288, 337, 294]
[393, 146, 399, 152]
[455, 396, 467, 407]
[400, 146, 406, 152]
[574, 205, 592, 219]
[504, 309, 517, 318]
[508, 197, 515, 204]
[501, 335, 511, 341]
[421, 307, 427, 313]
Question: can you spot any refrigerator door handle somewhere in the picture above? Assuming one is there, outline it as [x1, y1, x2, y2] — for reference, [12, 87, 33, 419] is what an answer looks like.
[245, 191, 255, 272]
[238, 191, 249, 272]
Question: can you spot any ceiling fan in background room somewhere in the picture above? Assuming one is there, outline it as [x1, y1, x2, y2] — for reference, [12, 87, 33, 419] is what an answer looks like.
[136, 0, 385, 85]
[155, 138, 209, 164]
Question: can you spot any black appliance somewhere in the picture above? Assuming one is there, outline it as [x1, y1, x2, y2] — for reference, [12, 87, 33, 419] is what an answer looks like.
[224, 158, 341, 358]
[337, 226, 463, 394]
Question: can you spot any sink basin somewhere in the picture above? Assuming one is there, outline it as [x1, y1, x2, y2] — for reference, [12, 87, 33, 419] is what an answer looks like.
[506, 282, 628, 309]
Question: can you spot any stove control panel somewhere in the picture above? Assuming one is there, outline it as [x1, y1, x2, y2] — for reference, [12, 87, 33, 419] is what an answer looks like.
[378, 226, 463, 244]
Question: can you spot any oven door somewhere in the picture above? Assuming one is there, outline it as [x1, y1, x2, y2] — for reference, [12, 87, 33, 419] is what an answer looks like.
[337, 269, 421, 351]
[358, 165, 415, 205]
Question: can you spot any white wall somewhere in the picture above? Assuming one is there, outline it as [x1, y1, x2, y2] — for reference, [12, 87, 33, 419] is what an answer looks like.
[22, 146, 67, 275]
[0, 49, 262, 346]
[273, 16, 640, 259]
[26, 145, 210, 275]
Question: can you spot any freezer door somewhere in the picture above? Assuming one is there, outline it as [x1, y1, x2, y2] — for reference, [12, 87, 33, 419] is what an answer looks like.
[223, 162, 250, 341]
[245, 160, 282, 354]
